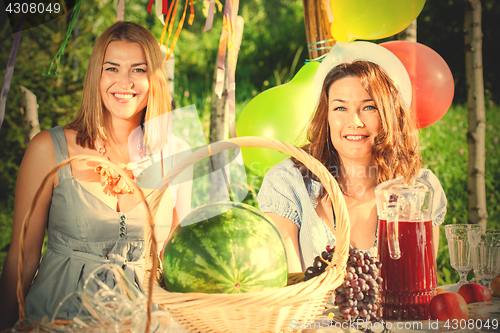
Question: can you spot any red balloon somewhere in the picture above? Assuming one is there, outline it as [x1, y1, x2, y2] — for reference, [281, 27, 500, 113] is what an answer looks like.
[381, 41, 454, 129]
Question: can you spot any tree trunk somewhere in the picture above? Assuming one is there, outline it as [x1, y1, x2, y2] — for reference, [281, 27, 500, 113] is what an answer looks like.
[302, 0, 335, 60]
[208, 62, 229, 202]
[208, 15, 244, 202]
[165, 54, 175, 105]
[397, 19, 417, 42]
[20, 86, 40, 143]
[464, 0, 487, 228]
[160, 45, 175, 107]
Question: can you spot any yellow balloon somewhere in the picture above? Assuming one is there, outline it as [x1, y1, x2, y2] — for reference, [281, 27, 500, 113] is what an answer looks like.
[331, 19, 355, 42]
[331, 0, 425, 40]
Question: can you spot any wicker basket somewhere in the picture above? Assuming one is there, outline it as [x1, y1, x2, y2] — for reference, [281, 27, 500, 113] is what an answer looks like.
[16, 137, 351, 333]
[143, 136, 351, 333]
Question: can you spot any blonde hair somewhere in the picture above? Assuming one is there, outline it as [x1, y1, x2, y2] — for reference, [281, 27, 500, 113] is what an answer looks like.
[294, 60, 421, 196]
[67, 21, 170, 153]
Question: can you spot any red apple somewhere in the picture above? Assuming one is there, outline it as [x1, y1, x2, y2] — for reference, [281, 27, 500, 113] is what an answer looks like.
[458, 283, 492, 303]
[491, 274, 500, 297]
[430, 293, 469, 321]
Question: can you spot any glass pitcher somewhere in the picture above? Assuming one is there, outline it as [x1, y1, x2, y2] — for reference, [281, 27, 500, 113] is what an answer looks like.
[375, 176, 437, 320]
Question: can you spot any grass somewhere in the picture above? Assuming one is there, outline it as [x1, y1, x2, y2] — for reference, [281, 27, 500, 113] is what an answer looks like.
[419, 102, 500, 285]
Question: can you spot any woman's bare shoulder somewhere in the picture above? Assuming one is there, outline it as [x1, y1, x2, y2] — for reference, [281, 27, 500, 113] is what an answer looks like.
[18, 129, 58, 186]
[26, 130, 55, 156]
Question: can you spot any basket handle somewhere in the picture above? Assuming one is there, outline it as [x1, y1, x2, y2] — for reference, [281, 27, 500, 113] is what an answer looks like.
[145, 136, 350, 286]
[16, 155, 158, 333]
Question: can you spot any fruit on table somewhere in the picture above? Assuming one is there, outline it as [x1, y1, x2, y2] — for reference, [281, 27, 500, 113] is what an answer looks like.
[162, 202, 288, 293]
[430, 292, 469, 321]
[458, 283, 492, 303]
[305, 245, 383, 322]
[436, 288, 448, 294]
[491, 274, 500, 297]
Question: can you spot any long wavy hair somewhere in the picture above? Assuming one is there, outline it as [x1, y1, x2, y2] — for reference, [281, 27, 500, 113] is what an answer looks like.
[67, 21, 171, 153]
[294, 60, 421, 197]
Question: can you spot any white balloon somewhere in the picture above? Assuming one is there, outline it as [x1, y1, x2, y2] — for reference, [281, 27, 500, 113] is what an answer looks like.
[313, 41, 412, 109]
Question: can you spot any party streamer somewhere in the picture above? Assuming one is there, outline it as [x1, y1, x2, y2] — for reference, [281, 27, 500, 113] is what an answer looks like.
[151, 0, 194, 60]
[0, 16, 25, 133]
[117, 0, 125, 21]
[156, 0, 165, 24]
[204, 0, 216, 31]
[147, 0, 154, 14]
[159, 0, 178, 55]
[43, 0, 83, 76]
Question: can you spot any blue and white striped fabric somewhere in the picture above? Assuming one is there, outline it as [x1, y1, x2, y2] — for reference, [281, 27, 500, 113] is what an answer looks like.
[257, 158, 447, 270]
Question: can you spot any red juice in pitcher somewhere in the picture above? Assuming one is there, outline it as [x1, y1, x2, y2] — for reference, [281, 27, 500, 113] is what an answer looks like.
[377, 219, 438, 320]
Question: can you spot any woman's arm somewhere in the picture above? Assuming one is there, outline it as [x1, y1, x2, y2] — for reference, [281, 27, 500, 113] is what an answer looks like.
[0, 131, 56, 329]
[265, 213, 302, 273]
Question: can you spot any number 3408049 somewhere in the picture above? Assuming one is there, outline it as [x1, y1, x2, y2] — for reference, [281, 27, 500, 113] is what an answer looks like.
[6, 2, 61, 14]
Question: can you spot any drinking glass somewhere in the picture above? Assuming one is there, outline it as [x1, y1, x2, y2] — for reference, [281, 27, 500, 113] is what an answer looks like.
[468, 229, 500, 290]
[445, 224, 482, 286]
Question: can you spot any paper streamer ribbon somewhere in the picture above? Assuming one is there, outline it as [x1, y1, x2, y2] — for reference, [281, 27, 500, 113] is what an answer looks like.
[43, 0, 83, 76]
[305, 39, 335, 63]
[147, 0, 154, 14]
[214, 0, 241, 138]
[152, 0, 194, 60]
[204, 0, 216, 31]
[0, 15, 25, 133]
[117, 0, 125, 21]
[156, 0, 165, 24]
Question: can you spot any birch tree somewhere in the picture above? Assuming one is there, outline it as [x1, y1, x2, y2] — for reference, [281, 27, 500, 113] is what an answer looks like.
[464, 0, 487, 228]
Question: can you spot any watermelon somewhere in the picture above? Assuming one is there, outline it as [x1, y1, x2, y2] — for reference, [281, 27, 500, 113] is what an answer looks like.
[162, 202, 288, 293]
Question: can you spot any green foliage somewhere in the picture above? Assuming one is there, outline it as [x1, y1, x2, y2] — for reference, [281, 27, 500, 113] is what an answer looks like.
[420, 103, 500, 285]
[418, 0, 500, 104]
[174, 0, 307, 112]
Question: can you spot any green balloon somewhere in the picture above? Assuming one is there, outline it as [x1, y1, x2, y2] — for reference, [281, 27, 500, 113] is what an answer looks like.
[236, 62, 319, 177]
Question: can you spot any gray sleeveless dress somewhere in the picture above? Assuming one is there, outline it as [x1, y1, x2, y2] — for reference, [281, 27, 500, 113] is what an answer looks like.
[25, 126, 176, 321]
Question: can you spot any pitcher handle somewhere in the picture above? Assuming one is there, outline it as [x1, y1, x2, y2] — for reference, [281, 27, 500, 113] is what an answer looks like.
[387, 193, 401, 259]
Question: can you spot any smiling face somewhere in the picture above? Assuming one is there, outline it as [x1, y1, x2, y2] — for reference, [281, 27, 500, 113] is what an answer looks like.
[100, 41, 149, 125]
[328, 76, 381, 164]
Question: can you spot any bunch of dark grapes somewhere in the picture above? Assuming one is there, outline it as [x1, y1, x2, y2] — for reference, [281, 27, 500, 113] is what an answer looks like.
[335, 246, 383, 321]
[303, 245, 383, 322]
[303, 245, 336, 281]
